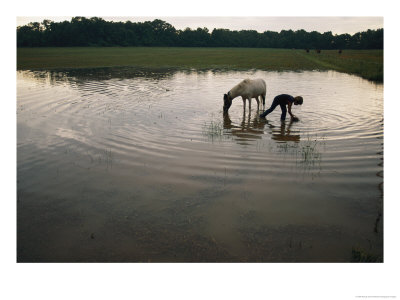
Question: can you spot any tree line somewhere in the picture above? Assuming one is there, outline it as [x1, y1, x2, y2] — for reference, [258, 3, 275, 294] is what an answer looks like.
[17, 17, 383, 49]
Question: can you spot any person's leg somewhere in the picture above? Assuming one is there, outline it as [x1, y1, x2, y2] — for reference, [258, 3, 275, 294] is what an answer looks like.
[260, 98, 279, 118]
[280, 103, 287, 120]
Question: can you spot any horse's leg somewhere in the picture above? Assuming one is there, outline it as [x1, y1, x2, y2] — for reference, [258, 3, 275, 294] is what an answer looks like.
[242, 96, 246, 112]
[255, 96, 260, 111]
[248, 97, 251, 111]
[261, 94, 266, 107]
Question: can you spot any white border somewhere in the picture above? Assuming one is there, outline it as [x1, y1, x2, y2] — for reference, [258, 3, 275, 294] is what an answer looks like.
[4, 1, 399, 299]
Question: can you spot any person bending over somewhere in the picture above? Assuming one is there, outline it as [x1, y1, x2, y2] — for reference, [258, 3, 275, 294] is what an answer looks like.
[259, 94, 303, 121]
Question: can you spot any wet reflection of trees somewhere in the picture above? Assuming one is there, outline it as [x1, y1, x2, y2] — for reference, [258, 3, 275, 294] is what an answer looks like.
[18, 67, 183, 101]
[18, 67, 179, 85]
[18, 67, 250, 86]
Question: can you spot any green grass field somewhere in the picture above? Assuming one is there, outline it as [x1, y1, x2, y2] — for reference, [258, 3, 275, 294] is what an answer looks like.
[17, 47, 383, 82]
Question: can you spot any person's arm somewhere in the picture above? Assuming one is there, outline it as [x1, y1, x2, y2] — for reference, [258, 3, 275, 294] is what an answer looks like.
[288, 102, 295, 118]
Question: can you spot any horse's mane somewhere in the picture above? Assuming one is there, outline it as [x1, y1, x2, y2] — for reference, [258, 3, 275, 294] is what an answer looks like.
[231, 79, 251, 96]
[238, 79, 251, 88]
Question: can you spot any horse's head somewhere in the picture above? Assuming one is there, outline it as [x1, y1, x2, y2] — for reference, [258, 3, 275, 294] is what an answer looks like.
[223, 92, 233, 114]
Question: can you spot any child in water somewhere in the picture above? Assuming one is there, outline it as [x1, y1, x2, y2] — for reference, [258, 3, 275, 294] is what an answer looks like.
[259, 94, 303, 121]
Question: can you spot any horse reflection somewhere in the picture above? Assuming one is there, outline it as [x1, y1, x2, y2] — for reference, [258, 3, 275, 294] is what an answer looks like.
[223, 111, 264, 143]
[223, 111, 300, 143]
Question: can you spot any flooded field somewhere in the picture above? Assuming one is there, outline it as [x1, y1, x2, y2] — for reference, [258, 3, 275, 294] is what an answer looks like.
[17, 68, 383, 262]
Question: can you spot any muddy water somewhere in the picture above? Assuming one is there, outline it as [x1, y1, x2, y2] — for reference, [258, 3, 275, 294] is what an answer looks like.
[17, 68, 383, 262]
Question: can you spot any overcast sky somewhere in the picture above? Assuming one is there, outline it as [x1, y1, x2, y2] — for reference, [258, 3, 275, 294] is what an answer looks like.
[16, 16, 383, 35]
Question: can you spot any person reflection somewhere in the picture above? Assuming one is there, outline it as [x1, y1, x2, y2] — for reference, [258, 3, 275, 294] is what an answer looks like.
[270, 119, 300, 143]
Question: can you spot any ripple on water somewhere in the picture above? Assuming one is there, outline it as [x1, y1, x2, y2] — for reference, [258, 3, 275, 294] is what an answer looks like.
[17, 69, 383, 262]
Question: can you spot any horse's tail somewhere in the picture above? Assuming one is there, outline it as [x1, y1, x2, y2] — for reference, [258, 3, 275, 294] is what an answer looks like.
[261, 82, 266, 106]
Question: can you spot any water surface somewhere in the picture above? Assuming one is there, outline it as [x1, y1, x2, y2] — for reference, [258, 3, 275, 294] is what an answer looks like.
[17, 68, 383, 262]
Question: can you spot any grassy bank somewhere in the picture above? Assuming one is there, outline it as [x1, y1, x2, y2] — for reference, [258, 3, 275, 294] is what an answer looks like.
[17, 47, 383, 82]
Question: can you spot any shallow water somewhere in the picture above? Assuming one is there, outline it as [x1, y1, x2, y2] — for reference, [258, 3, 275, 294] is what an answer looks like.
[17, 68, 383, 262]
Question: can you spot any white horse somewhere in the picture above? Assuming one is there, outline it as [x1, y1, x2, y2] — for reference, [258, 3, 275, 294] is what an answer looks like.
[223, 78, 266, 114]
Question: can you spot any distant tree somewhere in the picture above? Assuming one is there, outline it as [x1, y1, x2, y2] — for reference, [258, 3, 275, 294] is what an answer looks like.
[16, 17, 384, 50]
[178, 27, 210, 47]
[211, 29, 233, 47]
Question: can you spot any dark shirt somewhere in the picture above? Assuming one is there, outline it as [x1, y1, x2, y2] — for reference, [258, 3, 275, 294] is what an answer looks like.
[274, 94, 295, 104]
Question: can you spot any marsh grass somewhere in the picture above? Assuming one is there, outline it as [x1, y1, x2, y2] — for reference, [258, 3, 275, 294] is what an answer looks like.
[298, 135, 325, 166]
[274, 134, 325, 177]
[17, 47, 383, 81]
[276, 134, 325, 165]
[104, 148, 113, 169]
[351, 247, 383, 262]
[89, 148, 113, 169]
[202, 119, 225, 142]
